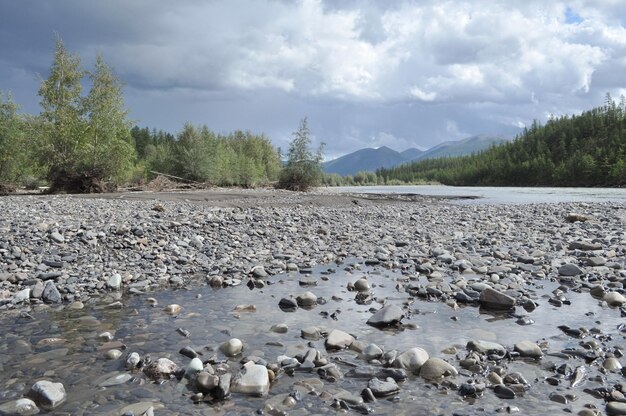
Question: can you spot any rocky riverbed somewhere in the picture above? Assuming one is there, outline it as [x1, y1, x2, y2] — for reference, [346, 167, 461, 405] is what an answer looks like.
[0, 189, 625, 415]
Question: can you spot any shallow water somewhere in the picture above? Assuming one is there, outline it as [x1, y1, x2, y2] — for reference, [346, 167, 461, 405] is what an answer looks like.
[333, 185, 626, 205]
[0, 261, 623, 415]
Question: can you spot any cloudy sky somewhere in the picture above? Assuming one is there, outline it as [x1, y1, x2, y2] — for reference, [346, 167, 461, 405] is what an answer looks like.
[1, 1, 626, 158]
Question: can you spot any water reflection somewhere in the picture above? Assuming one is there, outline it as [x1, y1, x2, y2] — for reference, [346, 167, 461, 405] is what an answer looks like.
[0, 261, 622, 415]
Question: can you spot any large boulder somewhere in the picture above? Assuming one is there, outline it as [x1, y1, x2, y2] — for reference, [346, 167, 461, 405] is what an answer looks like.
[479, 287, 515, 310]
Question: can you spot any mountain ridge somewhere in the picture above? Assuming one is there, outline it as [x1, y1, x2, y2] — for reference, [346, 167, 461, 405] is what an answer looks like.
[323, 135, 508, 176]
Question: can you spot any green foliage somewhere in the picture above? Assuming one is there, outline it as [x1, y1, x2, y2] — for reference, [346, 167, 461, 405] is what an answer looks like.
[82, 55, 135, 185]
[37, 38, 135, 192]
[0, 92, 31, 183]
[137, 123, 281, 187]
[377, 97, 626, 187]
[278, 118, 324, 191]
[37, 37, 86, 187]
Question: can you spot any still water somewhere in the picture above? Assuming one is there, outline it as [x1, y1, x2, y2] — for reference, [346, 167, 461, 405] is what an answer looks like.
[0, 261, 623, 415]
[332, 185, 626, 205]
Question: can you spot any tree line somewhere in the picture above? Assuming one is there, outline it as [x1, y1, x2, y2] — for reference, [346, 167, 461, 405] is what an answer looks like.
[374, 95, 626, 187]
[0, 38, 323, 193]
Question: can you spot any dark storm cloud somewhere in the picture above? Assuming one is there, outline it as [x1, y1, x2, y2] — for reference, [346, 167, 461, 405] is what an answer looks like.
[1, 0, 625, 157]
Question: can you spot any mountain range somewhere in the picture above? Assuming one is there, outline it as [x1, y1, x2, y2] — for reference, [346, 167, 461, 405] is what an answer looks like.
[323, 135, 508, 176]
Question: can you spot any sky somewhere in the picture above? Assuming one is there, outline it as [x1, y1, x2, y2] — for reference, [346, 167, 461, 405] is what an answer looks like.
[1, 1, 626, 159]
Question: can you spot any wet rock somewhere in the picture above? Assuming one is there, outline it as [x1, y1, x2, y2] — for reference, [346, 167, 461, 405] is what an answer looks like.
[185, 357, 204, 376]
[163, 304, 182, 315]
[214, 373, 231, 399]
[0, 398, 39, 415]
[143, 358, 179, 380]
[179, 346, 198, 359]
[126, 352, 141, 370]
[270, 323, 289, 334]
[393, 347, 429, 374]
[278, 298, 298, 312]
[99, 373, 133, 387]
[296, 291, 317, 307]
[325, 329, 354, 350]
[28, 380, 66, 410]
[514, 341, 542, 358]
[220, 338, 244, 356]
[493, 384, 516, 399]
[362, 344, 384, 361]
[366, 304, 404, 327]
[607, 401, 626, 415]
[467, 340, 506, 355]
[419, 358, 458, 380]
[301, 326, 321, 340]
[604, 292, 626, 307]
[367, 377, 399, 397]
[479, 287, 516, 310]
[231, 361, 270, 396]
[196, 372, 219, 394]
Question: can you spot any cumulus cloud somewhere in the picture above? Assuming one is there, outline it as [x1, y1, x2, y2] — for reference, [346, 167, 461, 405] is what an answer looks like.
[0, 0, 625, 153]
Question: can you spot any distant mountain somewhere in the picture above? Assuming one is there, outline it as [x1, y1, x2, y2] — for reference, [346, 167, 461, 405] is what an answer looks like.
[414, 134, 507, 161]
[323, 135, 507, 176]
[323, 146, 407, 176]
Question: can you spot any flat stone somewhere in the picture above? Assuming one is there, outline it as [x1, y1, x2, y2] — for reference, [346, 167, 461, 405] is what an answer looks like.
[479, 287, 515, 310]
[569, 241, 602, 251]
[514, 341, 542, 358]
[419, 358, 458, 380]
[231, 361, 270, 396]
[98, 372, 132, 387]
[270, 324, 289, 334]
[467, 340, 506, 354]
[0, 398, 39, 415]
[325, 329, 354, 350]
[50, 231, 65, 243]
[367, 305, 404, 327]
[28, 380, 66, 410]
[558, 263, 584, 276]
[493, 384, 516, 399]
[393, 347, 430, 374]
[367, 377, 399, 397]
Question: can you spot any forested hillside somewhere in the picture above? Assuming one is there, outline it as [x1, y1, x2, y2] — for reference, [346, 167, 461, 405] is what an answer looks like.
[377, 96, 626, 186]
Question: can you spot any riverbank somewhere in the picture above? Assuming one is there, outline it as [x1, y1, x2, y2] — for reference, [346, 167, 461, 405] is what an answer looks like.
[1, 187, 625, 309]
[1, 188, 626, 415]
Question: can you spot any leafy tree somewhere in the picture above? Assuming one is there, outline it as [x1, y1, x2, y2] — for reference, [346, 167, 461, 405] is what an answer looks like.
[0, 92, 26, 183]
[37, 37, 86, 190]
[278, 118, 324, 191]
[82, 54, 135, 186]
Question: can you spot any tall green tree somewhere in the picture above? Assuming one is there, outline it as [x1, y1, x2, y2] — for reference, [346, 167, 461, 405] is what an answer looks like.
[37, 37, 85, 189]
[82, 54, 135, 185]
[0, 92, 24, 182]
[278, 117, 324, 191]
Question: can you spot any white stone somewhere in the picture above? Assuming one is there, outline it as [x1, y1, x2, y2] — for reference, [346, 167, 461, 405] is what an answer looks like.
[231, 361, 270, 396]
[220, 338, 244, 356]
[393, 347, 430, 374]
[28, 380, 66, 410]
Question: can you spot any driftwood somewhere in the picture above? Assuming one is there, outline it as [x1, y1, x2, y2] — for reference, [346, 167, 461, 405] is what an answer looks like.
[149, 171, 202, 184]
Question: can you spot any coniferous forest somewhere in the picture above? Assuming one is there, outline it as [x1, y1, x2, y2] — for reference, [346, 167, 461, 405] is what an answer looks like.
[2, 39, 626, 192]
[376, 95, 626, 187]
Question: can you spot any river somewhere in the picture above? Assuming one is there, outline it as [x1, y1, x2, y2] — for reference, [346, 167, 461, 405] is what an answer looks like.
[332, 185, 626, 205]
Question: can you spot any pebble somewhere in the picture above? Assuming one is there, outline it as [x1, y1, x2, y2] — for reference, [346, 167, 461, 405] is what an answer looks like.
[479, 287, 516, 309]
[514, 341, 543, 358]
[604, 292, 626, 307]
[220, 338, 244, 356]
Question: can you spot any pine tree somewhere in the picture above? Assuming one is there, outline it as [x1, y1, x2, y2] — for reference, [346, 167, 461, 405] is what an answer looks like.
[278, 118, 324, 191]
